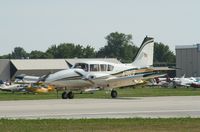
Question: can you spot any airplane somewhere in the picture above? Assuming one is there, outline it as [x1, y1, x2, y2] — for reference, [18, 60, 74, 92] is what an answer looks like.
[0, 75, 54, 93]
[0, 80, 24, 92]
[15, 74, 40, 84]
[148, 76, 174, 87]
[191, 78, 200, 88]
[25, 83, 55, 93]
[172, 75, 197, 87]
[43, 36, 161, 99]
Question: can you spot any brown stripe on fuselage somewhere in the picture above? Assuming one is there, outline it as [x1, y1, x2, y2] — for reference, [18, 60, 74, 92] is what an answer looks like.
[111, 68, 155, 77]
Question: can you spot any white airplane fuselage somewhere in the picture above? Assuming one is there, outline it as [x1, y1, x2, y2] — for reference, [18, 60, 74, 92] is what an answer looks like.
[45, 62, 152, 90]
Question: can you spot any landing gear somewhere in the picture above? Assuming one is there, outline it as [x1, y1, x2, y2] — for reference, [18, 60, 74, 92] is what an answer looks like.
[67, 91, 74, 99]
[62, 91, 68, 99]
[61, 91, 74, 99]
[111, 90, 118, 98]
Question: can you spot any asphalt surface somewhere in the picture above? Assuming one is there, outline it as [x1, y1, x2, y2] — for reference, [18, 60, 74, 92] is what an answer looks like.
[1, 96, 200, 119]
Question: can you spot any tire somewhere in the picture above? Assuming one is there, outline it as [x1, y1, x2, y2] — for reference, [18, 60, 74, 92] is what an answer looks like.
[67, 91, 74, 99]
[111, 90, 118, 98]
[62, 91, 68, 99]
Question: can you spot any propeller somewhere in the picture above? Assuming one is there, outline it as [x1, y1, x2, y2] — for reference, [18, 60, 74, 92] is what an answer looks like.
[74, 70, 95, 84]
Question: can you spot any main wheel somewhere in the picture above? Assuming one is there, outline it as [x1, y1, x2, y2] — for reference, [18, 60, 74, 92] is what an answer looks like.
[111, 90, 118, 98]
[67, 91, 74, 99]
[62, 91, 68, 99]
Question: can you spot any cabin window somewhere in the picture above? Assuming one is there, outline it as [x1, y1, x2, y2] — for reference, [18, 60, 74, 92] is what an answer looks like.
[74, 63, 89, 71]
[100, 64, 107, 71]
[107, 65, 114, 71]
[90, 64, 99, 72]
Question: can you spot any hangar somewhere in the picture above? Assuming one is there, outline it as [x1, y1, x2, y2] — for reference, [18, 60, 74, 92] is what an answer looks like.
[176, 44, 200, 77]
[0, 59, 10, 81]
[0, 58, 120, 81]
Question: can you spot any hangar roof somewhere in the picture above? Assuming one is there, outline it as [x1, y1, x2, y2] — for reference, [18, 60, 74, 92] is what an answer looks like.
[11, 58, 121, 70]
[175, 44, 200, 49]
[11, 59, 68, 70]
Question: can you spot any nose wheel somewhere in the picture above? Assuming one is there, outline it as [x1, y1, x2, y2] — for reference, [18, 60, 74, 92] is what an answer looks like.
[62, 91, 74, 99]
[111, 90, 118, 98]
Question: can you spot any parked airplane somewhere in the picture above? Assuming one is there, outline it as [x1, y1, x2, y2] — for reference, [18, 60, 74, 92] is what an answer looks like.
[191, 80, 200, 88]
[25, 83, 55, 93]
[15, 74, 40, 84]
[0, 75, 54, 93]
[43, 36, 160, 99]
[0, 80, 24, 92]
[148, 76, 174, 87]
[173, 75, 197, 87]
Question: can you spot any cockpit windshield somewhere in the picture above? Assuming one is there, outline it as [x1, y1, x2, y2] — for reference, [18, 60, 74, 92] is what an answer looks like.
[74, 63, 89, 71]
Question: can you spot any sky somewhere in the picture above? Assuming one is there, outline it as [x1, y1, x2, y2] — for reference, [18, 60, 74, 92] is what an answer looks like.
[0, 0, 200, 55]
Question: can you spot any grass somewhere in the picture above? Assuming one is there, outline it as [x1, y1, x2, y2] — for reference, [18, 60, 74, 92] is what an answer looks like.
[0, 86, 200, 101]
[0, 118, 200, 132]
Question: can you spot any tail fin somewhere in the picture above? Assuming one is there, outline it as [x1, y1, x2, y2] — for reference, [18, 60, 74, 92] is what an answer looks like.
[132, 36, 154, 67]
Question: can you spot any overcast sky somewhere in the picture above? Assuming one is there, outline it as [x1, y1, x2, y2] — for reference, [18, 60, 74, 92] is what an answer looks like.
[0, 0, 199, 55]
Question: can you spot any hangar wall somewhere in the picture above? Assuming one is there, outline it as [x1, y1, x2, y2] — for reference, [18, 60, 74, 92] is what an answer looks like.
[176, 44, 200, 77]
[0, 59, 10, 81]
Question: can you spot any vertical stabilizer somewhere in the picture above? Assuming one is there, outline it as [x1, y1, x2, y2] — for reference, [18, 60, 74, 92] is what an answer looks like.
[132, 36, 154, 67]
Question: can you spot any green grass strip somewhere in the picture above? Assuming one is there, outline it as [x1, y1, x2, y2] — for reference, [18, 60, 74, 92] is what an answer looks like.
[0, 118, 200, 132]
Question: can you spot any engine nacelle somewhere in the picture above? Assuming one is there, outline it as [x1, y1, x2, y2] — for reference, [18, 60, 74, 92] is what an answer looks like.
[87, 74, 96, 80]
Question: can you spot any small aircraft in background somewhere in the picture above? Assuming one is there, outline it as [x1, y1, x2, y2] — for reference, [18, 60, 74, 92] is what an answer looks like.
[14, 74, 55, 93]
[173, 75, 197, 87]
[25, 83, 55, 93]
[15, 74, 40, 84]
[191, 79, 200, 88]
[0, 80, 24, 92]
[0, 75, 55, 93]
[148, 75, 174, 87]
[148, 74, 199, 88]
[43, 36, 162, 99]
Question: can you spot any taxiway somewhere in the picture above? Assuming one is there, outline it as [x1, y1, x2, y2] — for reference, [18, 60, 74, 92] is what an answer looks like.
[0, 96, 200, 119]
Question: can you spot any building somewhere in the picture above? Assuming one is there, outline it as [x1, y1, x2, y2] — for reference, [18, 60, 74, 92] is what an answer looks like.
[0, 58, 121, 81]
[0, 59, 10, 81]
[176, 44, 200, 77]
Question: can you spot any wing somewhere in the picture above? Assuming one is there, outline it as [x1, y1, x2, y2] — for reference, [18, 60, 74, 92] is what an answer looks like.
[106, 72, 165, 89]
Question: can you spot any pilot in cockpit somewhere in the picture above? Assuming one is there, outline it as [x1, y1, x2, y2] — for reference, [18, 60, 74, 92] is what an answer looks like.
[74, 63, 88, 72]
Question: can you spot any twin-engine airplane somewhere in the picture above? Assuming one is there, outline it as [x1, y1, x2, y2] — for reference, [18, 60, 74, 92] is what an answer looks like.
[43, 36, 160, 99]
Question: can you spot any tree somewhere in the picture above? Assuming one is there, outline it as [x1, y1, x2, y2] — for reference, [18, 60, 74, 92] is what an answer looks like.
[97, 32, 138, 62]
[56, 43, 76, 58]
[29, 50, 52, 59]
[46, 45, 57, 58]
[82, 45, 96, 58]
[46, 43, 96, 58]
[154, 42, 176, 65]
[11, 47, 28, 59]
[0, 54, 11, 59]
[74, 44, 84, 58]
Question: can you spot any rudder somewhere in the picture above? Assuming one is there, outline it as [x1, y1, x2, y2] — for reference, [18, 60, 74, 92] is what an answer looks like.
[132, 36, 154, 67]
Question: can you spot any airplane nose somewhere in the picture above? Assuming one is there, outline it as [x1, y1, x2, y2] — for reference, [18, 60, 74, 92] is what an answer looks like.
[44, 69, 85, 84]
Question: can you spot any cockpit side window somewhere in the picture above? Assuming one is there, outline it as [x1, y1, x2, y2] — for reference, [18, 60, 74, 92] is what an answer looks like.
[90, 64, 99, 72]
[74, 63, 89, 71]
[107, 64, 114, 71]
[100, 64, 107, 71]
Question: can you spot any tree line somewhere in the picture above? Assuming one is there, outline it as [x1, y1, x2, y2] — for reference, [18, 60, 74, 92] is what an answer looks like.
[0, 32, 175, 65]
